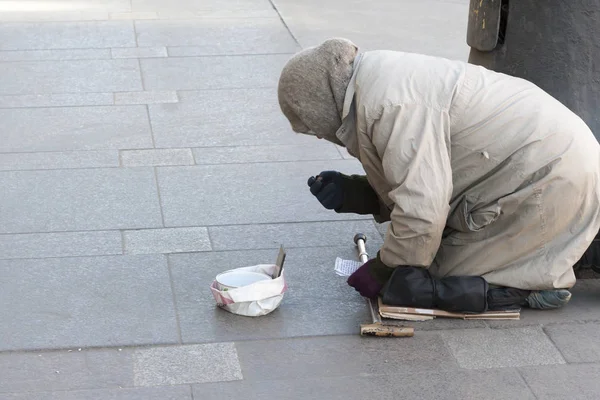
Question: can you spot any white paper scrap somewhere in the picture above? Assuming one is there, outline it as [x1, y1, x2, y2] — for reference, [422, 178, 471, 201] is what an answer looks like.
[334, 257, 362, 277]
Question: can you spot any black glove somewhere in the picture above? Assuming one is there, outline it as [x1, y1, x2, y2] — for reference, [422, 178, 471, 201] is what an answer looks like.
[307, 171, 344, 210]
[307, 171, 382, 214]
[381, 266, 489, 313]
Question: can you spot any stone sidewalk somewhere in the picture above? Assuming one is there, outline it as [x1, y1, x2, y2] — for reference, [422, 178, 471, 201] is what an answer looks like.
[1, 0, 599, 399]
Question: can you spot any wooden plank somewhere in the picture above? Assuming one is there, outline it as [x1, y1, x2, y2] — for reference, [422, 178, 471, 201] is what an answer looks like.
[378, 298, 520, 321]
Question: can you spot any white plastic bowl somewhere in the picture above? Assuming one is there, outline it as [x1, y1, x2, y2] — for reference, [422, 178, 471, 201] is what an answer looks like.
[215, 270, 271, 291]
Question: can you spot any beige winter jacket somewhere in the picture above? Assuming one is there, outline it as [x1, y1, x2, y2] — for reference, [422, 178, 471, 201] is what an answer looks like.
[338, 50, 600, 290]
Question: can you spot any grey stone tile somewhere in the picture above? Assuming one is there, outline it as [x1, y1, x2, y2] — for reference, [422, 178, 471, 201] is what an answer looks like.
[544, 322, 600, 363]
[137, 19, 298, 54]
[0, 348, 133, 394]
[0, 59, 141, 95]
[520, 363, 600, 400]
[192, 143, 342, 164]
[0, 93, 114, 108]
[77, 0, 133, 11]
[441, 327, 565, 369]
[0, 255, 178, 351]
[133, 344, 243, 386]
[149, 89, 301, 148]
[110, 11, 159, 20]
[486, 280, 600, 328]
[274, 0, 470, 60]
[114, 91, 177, 105]
[132, 0, 273, 12]
[140, 54, 289, 90]
[170, 246, 391, 343]
[0, 231, 122, 259]
[121, 149, 193, 166]
[0, 386, 192, 400]
[0, 49, 110, 62]
[235, 333, 457, 382]
[0, 11, 109, 22]
[0, 168, 162, 233]
[123, 227, 211, 254]
[0, 150, 119, 171]
[111, 47, 167, 58]
[0, 21, 135, 51]
[195, 368, 534, 400]
[16, 0, 132, 13]
[156, 160, 365, 227]
[336, 144, 356, 160]
[0, 106, 152, 152]
[208, 220, 382, 250]
[158, 9, 277, 19]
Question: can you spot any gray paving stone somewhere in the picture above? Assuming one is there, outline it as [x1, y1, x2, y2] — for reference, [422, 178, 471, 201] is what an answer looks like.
[132, 0, 273, 12]
[0, 349, 133, 394]
[0, 49, 110, 62]
[336, 144, 355, 160]
[170, 246, 390, 343]
[441, 327, 565, 369]
[208, 220, 382, 250]
[544, 322, 600, 363]
[274, 0, 469, 60]
[111, 47, 167, 58]
[71, 0, 132, 11]
[520, 363, 600, 400]
[236, 333, 457, 381]
[157, 160, 365, 227]
[0, 21, 136, 51]
[0, 59, 141, 95]
[133, 344, 243, 386]
[0, 93, 114, 108]
[158, 9, 277, 19]
[0, 386, 192, 400]
[0, 255, 178, 351]
[0, 106, 152, 152]
[12, 0, 132, 13]
[124, 227, 211, 254]
[0, 11, 109, 22]
[149, 89, 300, 148]
[110, 11, 159, 20]
[140, 54, 289, 90]
[192, 143, 342, 164]
[121, 148, 193, 166]
[486, 280, 600, 328]
[0, 150, 119, 171]
[195, 368, 534, 400]
[0, 231, 122, 259]
[136, 19, 298, 54]
[0, 168, 162, 233]
[114, 91, 177, 105]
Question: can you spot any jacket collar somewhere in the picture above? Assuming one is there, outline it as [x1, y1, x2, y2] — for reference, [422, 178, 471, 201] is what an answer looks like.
[335, 53, 362, 158]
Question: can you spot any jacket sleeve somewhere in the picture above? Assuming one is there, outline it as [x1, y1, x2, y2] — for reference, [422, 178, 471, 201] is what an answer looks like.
[371, 103, 453, 268]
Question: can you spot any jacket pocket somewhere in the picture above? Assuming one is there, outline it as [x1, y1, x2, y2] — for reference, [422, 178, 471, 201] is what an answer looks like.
[447, 196, 501, 233]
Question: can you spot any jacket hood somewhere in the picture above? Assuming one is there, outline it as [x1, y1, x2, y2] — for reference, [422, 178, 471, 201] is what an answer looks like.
[277, 38, 358, 146]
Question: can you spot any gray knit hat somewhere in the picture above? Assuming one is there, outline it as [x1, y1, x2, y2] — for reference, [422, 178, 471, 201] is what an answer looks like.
[277, 38, 358, 146]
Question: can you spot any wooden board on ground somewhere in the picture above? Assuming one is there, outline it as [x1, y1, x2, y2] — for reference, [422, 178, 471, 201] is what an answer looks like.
[378, 298, 520, 321]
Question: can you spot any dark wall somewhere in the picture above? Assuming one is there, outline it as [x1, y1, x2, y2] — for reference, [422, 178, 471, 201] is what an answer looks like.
[467, 0, 600, 140]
